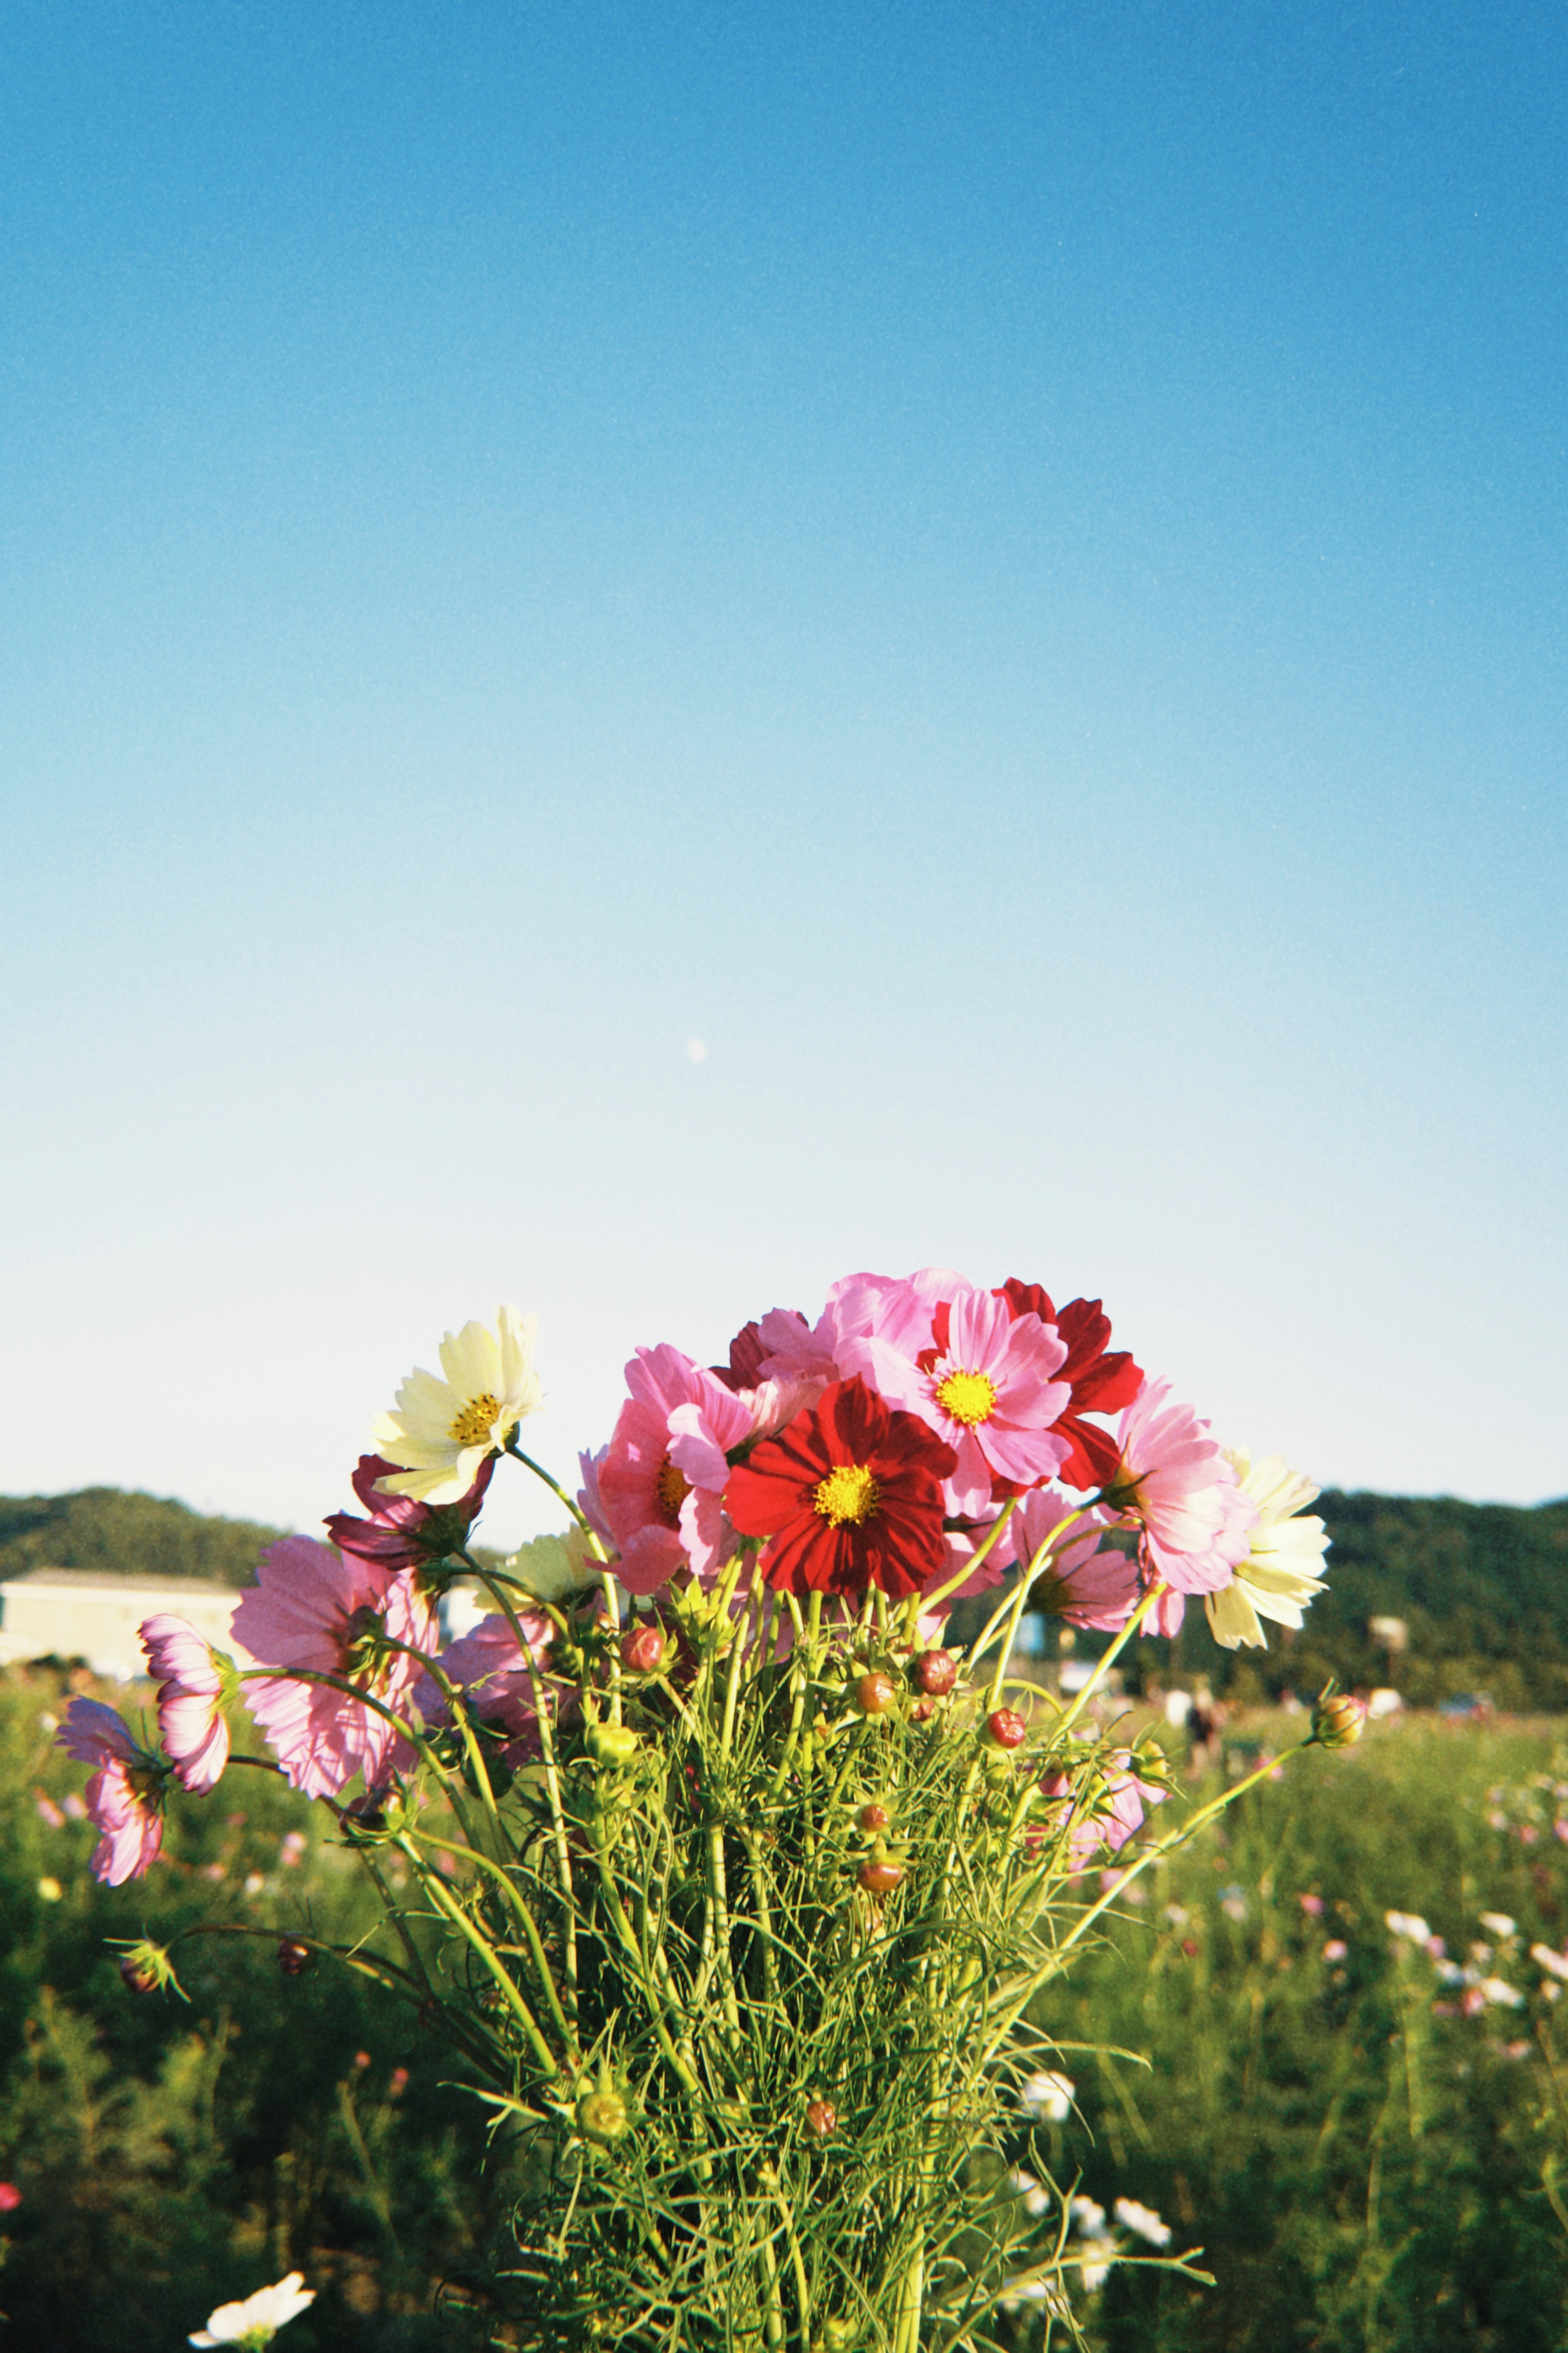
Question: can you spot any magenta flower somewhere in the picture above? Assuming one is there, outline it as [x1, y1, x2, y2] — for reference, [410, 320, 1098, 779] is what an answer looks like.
[232, 1539, 436, 1800]
[1007, 1491, 1142, 1630]
[1102, 1378, 1258, 1594]
[597, 1345, 753, 1593]
[840, 1276, 1071, 1517]
[325, 1452, 494, 1573]
[414, 1607, 554, 1749]
[55, 1699, 168, 1884]
[140, 1615, 231, 1794]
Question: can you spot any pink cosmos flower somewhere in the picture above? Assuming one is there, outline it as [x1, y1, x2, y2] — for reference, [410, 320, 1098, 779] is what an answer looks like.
[140, 1615, 230, 1794]
[414, 1608, 554, 1751]
[1004, 1491, 1143, 1631]
[55, 1699, 167, 1884]
[596, 1345, 753, 1593]
[1102, 1379, 1257, 1595]
[1036, 1750, 1167, 1873]
[325, 1452, 494, 1574]
[839, 1275, 1071, 1517]
[232, 1539, 436, 1800]
[0, 2183, 20, 2213]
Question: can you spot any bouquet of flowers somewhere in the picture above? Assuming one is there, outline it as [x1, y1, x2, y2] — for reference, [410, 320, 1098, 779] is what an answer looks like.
[59, 1270, 1356, 2349]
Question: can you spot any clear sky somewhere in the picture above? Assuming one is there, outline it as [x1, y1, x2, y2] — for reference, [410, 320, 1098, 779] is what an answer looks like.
[2, 0, 1563, 1549]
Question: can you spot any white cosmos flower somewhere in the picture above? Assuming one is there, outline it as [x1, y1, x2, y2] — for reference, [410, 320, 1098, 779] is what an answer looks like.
[1205, 1451, 1330, 1651]
[189, 2271, 314, 2346]
[1017, 2068, 1075, 2121]
[373, 1306, 543, 1504]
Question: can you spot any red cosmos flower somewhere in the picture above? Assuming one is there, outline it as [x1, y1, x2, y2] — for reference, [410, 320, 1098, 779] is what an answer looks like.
[724, 1378, 957, 1600]
[995, 1282, 1143, 1489]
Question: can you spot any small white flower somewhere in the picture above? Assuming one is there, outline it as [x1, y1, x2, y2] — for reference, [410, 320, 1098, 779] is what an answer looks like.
[1205, 1452, 1330, 1650]
[373, 1305, 543, 1505]
[1114, 2197, 1172, 2247]
[1479, 1912, 1517, 1939]
[1479, 1976, 1525, 2008]
[1070, 2194, 1107, 2236]
[190, 2271, 315, 2346]
[1078, 2235, 1120, 2290]
[1017, 2069, 1075, 2122]
[1008, 2167, 1051, 2217]
[1385, 1911, 1432, 1945]
[1531, 1943, 1568, 1982]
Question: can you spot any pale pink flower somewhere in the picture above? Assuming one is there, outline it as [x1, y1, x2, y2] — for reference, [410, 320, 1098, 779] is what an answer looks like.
[56, 1699, 167, 1884]
[1036, 1749, 1166, 1872]
[1006, 1491, 1142, 1630]
[1103, 1379, 1257, 1594]
[597, 1345, 753, 1592]
[414, 1608, 554, 1746]
[141, 1615, 231, 1794]
[840, 1276, 1071, 1516]
[232, 1539, 435, 1800]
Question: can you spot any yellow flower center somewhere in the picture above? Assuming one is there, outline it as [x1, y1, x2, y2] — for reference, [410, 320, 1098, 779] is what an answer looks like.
[813, 1463, 882, 1528]
[655, 1456, 692, 1526]
[449, 1392, 502, 1446]
[935, 1368, 997, 1427]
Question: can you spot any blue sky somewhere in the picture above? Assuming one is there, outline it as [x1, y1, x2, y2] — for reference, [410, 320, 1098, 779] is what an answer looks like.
[2, 0, 1563, 1544]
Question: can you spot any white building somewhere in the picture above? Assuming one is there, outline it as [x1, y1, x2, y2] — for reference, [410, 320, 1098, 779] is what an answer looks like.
[0, 1570, 242, 1681]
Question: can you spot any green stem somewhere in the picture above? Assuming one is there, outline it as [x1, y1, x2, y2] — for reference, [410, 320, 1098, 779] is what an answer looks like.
[396, 1835, 561, 2082]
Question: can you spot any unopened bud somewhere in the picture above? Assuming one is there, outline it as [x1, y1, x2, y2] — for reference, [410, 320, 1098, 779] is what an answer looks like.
[119, 1955, 158, 1994]
[586, 1722, 640, 1767]
[858, 1857, 904, 1894]
[984, 1707, 1028, 1751]
[856, 1671, 897, 1716]
[915, 1648, 958, 1697]
[621, 1624, 667, 1675]
[858, 1802, 890, 1832]
[1312, 1689, 1367, 1750]
[577, 2085, 630, 2144]
[805, 2097, 838, 2139]
[277, 1937, 314, 1976]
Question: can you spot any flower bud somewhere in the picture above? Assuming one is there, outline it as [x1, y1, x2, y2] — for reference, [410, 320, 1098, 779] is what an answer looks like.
[856, 1671, 897, 1716]
[858, 1856, 904, 1894]
[119, 1954, 158, 1994]
[915, 1648, 958, 1697]
[577, 2085, 630, 2144]
[621, 1624, 667, 1675]
[984, 1707, 1027, 1751]
[858, 1802, 890, 1832]
[277, 1937, 314, 1976]
[586, 1722, 641, 1767]
[805, 2097, 838, 2139]
[1312, 1690, 1367, 1750]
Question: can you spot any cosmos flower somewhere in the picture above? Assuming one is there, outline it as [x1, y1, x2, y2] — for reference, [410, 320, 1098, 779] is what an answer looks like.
[1114, 2198, 1172, 2248]
[596, 1344, 755, 1592]
[232, 1539, 436, 1800]
[372, 1305, 543, 1505]
[188, 2272, 315, 2346]
[724, 1377, 957, 1599]
[140, 1615, 232, 1793]
[55, 1699, 168, 1884]
[995, 1281, 1144, 1488]
[1204, 1450, 1330, 1650]
[840, 1275, 1071, 1517]
[1101, 1379, 1257, 1594]
[1016, 2069, 1075, 2121]
[413, 1606, 555, 1748]
[325, 1451, 495, 1573]
[1005, 1490, 1142, 1630]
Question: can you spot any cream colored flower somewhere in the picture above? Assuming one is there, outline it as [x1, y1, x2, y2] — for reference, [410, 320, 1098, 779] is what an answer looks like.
[1204, 1450, 1329, 1650]
[189, 2270, 314, 2346]
[373, 1305, 543, 1504]
[506, 1526, 601, 1602]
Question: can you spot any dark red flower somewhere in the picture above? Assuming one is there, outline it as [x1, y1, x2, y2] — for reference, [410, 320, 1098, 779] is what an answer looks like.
[325, 1453, 494, 1572]
[994, 1282, 1143, 1489]
[724, 1377, 956, 1600]
[710, 1319, 769, 1393]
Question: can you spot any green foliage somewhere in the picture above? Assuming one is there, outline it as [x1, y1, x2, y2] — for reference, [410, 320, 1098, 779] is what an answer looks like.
[1026, 1717, 1568, 2351]
[0, 1664, 508, 2351]
[0, 1487, 283, 1589]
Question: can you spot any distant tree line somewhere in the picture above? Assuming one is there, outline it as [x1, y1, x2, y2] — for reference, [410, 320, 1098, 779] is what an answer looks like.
[0, 1487, 283, 1588]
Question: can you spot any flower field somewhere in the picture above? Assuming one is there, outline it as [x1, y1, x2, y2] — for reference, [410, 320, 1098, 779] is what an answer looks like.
[3, 1664, 1566, 2350]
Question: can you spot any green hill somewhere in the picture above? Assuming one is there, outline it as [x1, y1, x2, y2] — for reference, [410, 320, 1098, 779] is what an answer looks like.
[0, 1487, 283, 1590]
